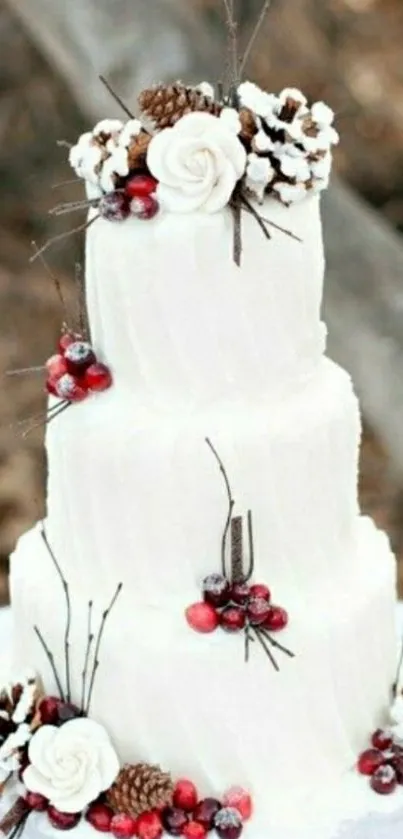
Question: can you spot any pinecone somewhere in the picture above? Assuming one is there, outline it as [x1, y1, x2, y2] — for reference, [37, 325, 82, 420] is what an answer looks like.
[239, 108, 257, 146]
[138, 83, 222, 129]
[127, 131, 152, 171]
[106, 763, 174, 818]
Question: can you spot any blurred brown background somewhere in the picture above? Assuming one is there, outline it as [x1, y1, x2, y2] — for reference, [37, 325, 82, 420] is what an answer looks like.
[1, 0, 403, 605]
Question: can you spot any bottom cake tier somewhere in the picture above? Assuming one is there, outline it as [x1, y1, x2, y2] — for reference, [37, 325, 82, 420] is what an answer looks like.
[9, 516, 397, 836]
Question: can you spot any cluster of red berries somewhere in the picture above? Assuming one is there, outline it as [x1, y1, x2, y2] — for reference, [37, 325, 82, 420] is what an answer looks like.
[99, 174, 159, 223]
[357, 727, 403, 794]
[46, 332, 112, 403]
[85, 780, 251, 839]
[186, 573, 288, 635]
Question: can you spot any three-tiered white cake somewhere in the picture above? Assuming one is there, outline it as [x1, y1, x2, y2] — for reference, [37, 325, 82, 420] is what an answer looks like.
[4, 80, 399, 838]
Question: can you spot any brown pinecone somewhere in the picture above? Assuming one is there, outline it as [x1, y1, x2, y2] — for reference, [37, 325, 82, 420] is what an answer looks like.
[127, 131, 152, 171]
[106, 763, 174, 818]
[138, 83, 222, 129]
[239, 108, 257, 146]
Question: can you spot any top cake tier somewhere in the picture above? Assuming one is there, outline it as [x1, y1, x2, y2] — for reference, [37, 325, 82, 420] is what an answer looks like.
[85, 195, 325, 407]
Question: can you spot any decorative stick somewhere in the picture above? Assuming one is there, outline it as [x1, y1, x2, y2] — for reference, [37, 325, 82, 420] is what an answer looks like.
[21, 401, 70, 438]
[31, 241, 69, 325]
[393, 636, 403, 697]
[56, 140, 73, 150]
[49, 199, 96, 216]
[52, 177, 81, 190]
[232, 190, 242, 266]
[259, 214, 303, 242]
[231, 515, 244, 583]
[253, 627, 279, 671]
[75, 262, 88, 340]
[260, 627, 295, 658]
[205, 437, 235, 577]
[13, 400, 66, 431]
[40, 525, 72, 702]
[239, 0, 271, 75]
[85, 583, 123, 715]
[29, 215, 100, 263]
[244, 509, 255, 581]
[33, 625, 65, 699]
[5, 365, 45, 377]
[240, 195, 271, 240]
[0, 799, 29, 837]
[99, 75, 135, 118]
[81, 601, 94, 713]
[221, 0, 240, 99]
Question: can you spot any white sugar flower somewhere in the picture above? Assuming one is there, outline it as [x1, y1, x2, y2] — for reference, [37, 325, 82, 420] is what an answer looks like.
[311, 101, 335, 128]
[238, 81, 277, 119]
[24, 718, 120, 814]
[118, 119, 143, 148]
[246, 153, 275, 202]
[219, 107, 242, 135]
[273, 182, 307, 205]
[147, 112, 246, 213]
[198, 81, 215, 99]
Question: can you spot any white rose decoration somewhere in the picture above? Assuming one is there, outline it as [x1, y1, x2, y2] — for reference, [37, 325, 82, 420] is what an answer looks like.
[147, 112, 247, 213]
[23, 718, 120, 813]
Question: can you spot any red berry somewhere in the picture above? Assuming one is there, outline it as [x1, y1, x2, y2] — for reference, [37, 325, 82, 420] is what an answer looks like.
[46, 377, 59, 396]
[222, 787, 252, 821]
[182, 822, 206, 839]
[214, 807, 243, 839]
[357, 748, 385, 776]
[161, 807, 188, 835]
[246, 596, 271, 626]
[130, 195, 159, 220]
[25, 792, 48, 812]
[203, 574, 231, 608]
[370, 764, 397, 795]
[38, 696, 62, 724]
[85, 802, 114, 832]
[230, 583, 250, 606]
[125, 174, 158, 198]
[263, 605, 288, 631]
[99, 192, 131, 222]
[249, 583, 271, 602]
[173, 779, 198, 812]
[185, 602, 219, 634]
[46, 354, 68, 379]
[82, 362, 113, 393]
[371, 729, 393, 751]
[47, 806, 81, 830]
[57, 702, 82, 723]
[56, 373, 88, 402]
[110, 813, 138, 838]
[220, 606, 246, 633]
[193, 799, 221, 830]
[136, 811, 163, 839]
[58, 333, 77, 355]
[64, 341, 96, 375]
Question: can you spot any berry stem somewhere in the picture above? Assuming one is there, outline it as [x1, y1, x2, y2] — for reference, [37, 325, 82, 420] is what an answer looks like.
[40, 524, 72, 702]
[239, 0, 271, 76]
[260, 627, 295, 658]
[51, 177, 82, 189]
[85, 583, 123, 715]
[205, 437, 235, 577]
[81, 600, 94, 714]
[5, 365, 46, 377]
[49, 199, 97, 216]
[231, 515, 244, 583]
[253, 627, 279, 671]
[232, 188, 242, 267]
[21, 401, 71, 439]
[75, 262, 90, 341]
[393, 635, 403, 697]
[31, 241, 70, 327]
[33, 625, 65, 700]
[243, 509, 255, 582]
[14, 399, 66, 430]
[240, 195, 271, 240]
[29, 215, 100, 263]
[99, 75, 135, 118]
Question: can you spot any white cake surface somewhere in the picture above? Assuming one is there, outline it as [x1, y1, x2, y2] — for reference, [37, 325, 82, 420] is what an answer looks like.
[8, 194, 398, 836]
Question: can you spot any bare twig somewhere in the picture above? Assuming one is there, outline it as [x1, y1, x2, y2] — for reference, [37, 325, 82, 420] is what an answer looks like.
[29, 215, 100, 262]
[206, 437, 235, 577]
[253, 627, 279, 671]
[22, 402, 70, 438]
[52, 178, 81, 190]
[85, 583, 123, 715]
[232, 190, 242, 266]
[260, 627, 295, 658]
[231, 516, 244, 583]
[240, 195, 271, 240]
[49, 199, 96, 217]
[33, 625, 65, 699]
[244, 510, 255, 581]
[40, 524, 72, 702]
[240, 0, 271, 76]
[393, 635, 403, 697]
[31, 241, 69, 325]
[5, 365, 45, 377]
[221, 0, 240, 99]
[57, 140, 73, 150]
[99, 75, 135, 118]
[81, 601, 94, 713]
[75, 262, 88, 339]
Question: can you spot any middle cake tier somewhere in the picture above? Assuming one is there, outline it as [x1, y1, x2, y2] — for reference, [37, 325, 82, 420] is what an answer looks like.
[45, 357, 360, 598]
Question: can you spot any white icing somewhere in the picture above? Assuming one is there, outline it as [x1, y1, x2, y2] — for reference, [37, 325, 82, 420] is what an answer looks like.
[147, 112, 246, 213]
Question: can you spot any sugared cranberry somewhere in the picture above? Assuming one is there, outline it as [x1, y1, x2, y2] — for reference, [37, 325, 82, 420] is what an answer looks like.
[182, 822, 206, 839]
[357, 748, 385, 776]
[371, 729, 393, 751]
[64, 341, 96, 375]
[25, 792, 48, 812]
[46, 377, 59, 396]
[391, 752, 403, 784]
[214, 807, 243, 839]
[161, 806, 188, 835]
[223, 787, 252, 821]
[193, 798, 221, 830]
[47, 805, 81, 830]
[55, 373, 88, 402]
[46, 354, 68, 379]
[249, 583, 271, 602]
[230, 582, 250, 606]
[82, 362, 113, 393]
[370, 764, 397, 795]
[110, 813, 137, 838]
[185, 602, 219, 634]
[202, 573, 231, 608]
[125, 174, 158, 198]
[58, 332, 77, 355]
[99, 192, 131, 222]
[130, 195, 159, 220]
[220, 606, 246, 633]
[173, 779, 198, 812]
[38, 696, 62, 724]
[263, 605, 289, 631]
[136, 811, 163, 839]
[246, 596, 271, 626]
[57, 702, 82, 723]
[85, 801, 114, 832]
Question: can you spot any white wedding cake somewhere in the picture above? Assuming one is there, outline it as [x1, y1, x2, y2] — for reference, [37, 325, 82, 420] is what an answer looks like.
[1, 76, 401, 839]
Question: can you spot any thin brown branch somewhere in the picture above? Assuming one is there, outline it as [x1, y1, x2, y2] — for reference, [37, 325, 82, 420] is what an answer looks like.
[85, 583, 123, 715]
[5, 365, 45, 377]
[33, 625, 65, 699]
[221, 0, 240, 98]
[259, 214, 303, 242]
[57, 140, 73, 150]
[40, 524, 72, 702]
[206, 437, 235, 577]
[240, 0, 271, 76]
[99, 75, 135, 118]
[49, 199, 96, 217]
[31, 241, 69, 323]
[29, 215, 100, 262]
[22, 402, 70, 439]
[240, 194, 271, 240]
[52, 178, 82, 190]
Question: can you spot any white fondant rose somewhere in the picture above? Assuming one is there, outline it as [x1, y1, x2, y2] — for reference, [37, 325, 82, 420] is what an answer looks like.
[23, 718, 120, 813]
[147, 112, 246, 213]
